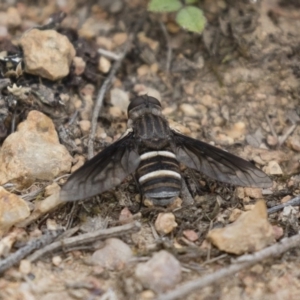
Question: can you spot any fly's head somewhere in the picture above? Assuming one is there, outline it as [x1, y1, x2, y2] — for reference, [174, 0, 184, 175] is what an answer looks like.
[127, 95, 162, 125]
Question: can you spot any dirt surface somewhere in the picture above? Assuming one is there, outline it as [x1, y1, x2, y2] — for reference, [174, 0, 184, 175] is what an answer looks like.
[0, 0, 300, 299]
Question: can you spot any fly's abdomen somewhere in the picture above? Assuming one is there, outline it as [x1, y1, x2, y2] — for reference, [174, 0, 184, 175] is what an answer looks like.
[137, 151, 181, 205]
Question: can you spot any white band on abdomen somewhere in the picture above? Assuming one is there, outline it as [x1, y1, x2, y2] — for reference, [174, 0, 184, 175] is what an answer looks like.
[140, 151, 176, 161]
[139, 170, 181, 184]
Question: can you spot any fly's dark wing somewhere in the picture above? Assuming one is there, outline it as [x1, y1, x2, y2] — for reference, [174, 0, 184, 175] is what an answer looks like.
[60, 131, 140, 201]
[171, 131, 272, 188]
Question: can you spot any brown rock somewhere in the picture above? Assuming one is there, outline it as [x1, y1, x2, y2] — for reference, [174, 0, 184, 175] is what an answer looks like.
[91, 238, 133, 270]
[0, 111, 72, 188]
[155, 213, 177, 235]
[206, 201, 275, 255]
[135, 250, 181, 293]
[19, 29, 76, 81]
[0, 187, 30, 235]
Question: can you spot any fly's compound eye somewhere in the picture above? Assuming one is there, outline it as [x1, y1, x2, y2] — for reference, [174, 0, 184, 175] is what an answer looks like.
[128, 95, 161, 114]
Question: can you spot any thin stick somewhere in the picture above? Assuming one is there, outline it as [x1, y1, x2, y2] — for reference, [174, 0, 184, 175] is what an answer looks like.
[267, 195, 300, 214]
[0, 229, 63, 274]
[265, 114, 278, 139]
[97, 48, 122, 61]
[88, 38, 132, 159]
[156, 233, 300, 300]
[28, 221, 141, 262]
[159, 21, 172, 72]
[278, 124, 297, 147]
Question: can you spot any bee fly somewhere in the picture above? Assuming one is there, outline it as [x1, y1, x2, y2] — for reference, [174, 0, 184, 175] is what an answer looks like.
[60, 95, 272, 206]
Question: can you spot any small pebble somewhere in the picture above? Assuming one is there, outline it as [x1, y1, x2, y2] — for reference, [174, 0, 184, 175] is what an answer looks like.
[119, 207, 133, 224]
[19, 259, 31, 275]
[183, 230, 198, 242]
[110, 88, 129, 113]
[281, 195, 292, 203]
[109, 106, 123, 118]
[139, 290, 155, 300]
[267, 135, 278, 147]
[96, 36, 113, 50]
[138, 32, 159, 52]
[79, 120, 91, 135]
[133, 85, 162, 102]
[112, 32, 128, 47]
[265, 160, 283, 175]
[52, 255, 62, 266]
[98, 56, 111, 73]
[155, 213, 177, 235]
[288, 136, 300, 152]
[236, 187, 245, 199]
[73, 56, 86, 75]
[137, 65, 150, 77]
[46, 219, 59, 231]
[135, 250, 182, 293]
[7, 7, 21, 28]
[91, 238, 133, 270]
[179, 104, 198, 117]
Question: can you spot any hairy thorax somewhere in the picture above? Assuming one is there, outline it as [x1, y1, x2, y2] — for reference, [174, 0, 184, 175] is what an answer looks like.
[133, 114, 171, 149]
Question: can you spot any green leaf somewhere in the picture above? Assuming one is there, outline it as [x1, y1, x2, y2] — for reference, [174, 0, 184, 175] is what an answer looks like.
[176, 6, 206, 33]
[148, 0, 182, 12]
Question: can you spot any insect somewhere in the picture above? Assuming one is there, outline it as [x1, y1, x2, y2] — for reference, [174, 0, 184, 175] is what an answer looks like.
[60, 95, 272, 206]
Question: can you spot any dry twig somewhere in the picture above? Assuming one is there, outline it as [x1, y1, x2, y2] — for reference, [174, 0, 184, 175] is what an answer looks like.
[265, 114, 278, 139]
[0, 229, 63, 275]
[88, 38, 132, 159]
[159, 21, 172, 72]
[267, 195, 300, 214]
[156, 232, 300, 300]
[97, 48, 122, 61]
[28, 221, 141, 262]
[278, 124, 297, 147]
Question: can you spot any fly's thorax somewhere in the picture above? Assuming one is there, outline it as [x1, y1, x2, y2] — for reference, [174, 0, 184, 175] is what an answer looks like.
[133, 114, 171, 148]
